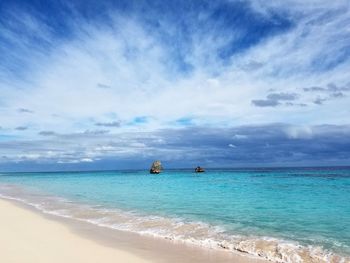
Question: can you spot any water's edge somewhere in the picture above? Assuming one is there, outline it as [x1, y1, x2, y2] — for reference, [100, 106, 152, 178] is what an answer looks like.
[0, 183, 348, 263]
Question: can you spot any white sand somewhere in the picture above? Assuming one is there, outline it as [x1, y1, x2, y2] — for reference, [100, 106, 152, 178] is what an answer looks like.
[0, 198, 151, 263]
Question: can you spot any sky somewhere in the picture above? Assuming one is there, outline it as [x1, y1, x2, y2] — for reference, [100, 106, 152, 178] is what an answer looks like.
[0, 0, 350, 171]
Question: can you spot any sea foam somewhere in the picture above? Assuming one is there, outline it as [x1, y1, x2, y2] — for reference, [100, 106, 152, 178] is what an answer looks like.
[0, 184, 349, 263]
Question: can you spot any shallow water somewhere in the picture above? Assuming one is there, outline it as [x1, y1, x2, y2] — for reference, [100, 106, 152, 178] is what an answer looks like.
[0, 167, 349, 262]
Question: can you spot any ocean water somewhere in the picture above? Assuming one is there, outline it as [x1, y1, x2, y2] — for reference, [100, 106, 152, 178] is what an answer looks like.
[0, 167, 349, 262]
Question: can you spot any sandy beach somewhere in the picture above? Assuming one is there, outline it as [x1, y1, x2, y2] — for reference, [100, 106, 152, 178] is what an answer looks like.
[0, 198, 266, 263]
[0, 198, 152, 263]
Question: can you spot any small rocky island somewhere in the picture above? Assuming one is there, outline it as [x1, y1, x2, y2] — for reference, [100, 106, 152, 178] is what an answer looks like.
[150, 160, 163, 174]
[195, 166, 205, 173]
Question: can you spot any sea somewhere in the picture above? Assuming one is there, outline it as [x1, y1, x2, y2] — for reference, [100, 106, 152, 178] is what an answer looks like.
[0, 167, 349, 262]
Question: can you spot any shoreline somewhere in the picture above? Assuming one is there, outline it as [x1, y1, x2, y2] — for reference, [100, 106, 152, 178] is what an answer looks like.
[0, 197, 266, 263]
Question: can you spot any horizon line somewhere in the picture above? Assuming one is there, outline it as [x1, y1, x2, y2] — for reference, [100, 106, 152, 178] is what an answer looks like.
[2, 165, 350, 174]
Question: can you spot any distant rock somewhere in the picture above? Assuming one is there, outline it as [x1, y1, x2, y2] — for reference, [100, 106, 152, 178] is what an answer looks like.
[150, 160, 162, 174]
[195, 166, 205, 173]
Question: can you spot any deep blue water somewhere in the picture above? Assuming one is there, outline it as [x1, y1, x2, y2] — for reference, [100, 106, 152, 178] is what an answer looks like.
[0, 167, 349, 261]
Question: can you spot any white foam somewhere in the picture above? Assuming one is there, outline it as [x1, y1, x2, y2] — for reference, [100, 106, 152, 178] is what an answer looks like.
[0, 185, 349, 263]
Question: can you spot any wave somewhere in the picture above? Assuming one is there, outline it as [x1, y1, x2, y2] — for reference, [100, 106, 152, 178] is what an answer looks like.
[0, 184, 348, 263]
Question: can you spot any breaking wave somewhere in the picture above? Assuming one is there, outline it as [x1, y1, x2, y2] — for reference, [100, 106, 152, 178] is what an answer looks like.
[0, 184, 349, 263]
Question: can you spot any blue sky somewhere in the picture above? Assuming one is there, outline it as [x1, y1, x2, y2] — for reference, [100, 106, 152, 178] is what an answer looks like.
[0, 0, 350, 171]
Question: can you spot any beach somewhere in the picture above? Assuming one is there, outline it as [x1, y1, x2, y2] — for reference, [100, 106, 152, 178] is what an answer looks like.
[0, 198, 152, 263]
[0, 168, 349, 263]
[1, 0, 349, 262]
[0, 197, 266, 263]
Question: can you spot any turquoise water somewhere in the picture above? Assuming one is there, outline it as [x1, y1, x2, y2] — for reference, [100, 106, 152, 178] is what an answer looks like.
[0, 167, 350, 262]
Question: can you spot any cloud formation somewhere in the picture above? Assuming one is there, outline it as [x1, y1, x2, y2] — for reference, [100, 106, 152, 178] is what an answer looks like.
[303, 82, 350, 105]
[251, 99, 280, 107]
[38, 131, 56, 136]
[267, 93, 298, 101]
[0, 0, 349, 170]
[0, 124, 349, 171]
[17, 108, 34, 113]
[252, 93, 300, 107]
[95, 121, 120, 127]
[15, 126, 28, 131]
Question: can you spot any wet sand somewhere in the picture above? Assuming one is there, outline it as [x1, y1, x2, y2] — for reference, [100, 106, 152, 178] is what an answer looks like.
[0, 198, 267, 263]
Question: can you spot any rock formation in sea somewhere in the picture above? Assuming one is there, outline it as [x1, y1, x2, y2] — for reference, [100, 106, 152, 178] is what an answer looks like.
[195, 166, 205, 173]
[150, 160, 163, 174]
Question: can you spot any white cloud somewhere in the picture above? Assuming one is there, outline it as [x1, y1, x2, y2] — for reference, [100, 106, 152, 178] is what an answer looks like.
[284, 125, 313, 139]
[233, 134, 248, 140]
[0, 1, 349, 165]
[80, 158, 94, 163]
